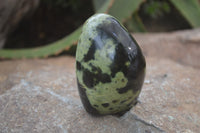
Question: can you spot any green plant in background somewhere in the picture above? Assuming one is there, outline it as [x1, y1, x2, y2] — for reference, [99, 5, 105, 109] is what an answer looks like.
[0, 0, 200, 59]
[170, 0, 200, 28]
[143, 0, 170, 18]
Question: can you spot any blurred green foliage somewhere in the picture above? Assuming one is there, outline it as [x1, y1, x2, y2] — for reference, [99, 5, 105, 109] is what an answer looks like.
[1, 0, 200, 59]
[93, 0, 200, 31]
[170, 0, 200, 28]
[143, 0, 170, 18]
[42, 0, 200, 30]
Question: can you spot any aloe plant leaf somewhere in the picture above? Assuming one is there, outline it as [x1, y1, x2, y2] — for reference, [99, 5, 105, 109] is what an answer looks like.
[125, 12, 146, 32]
[107, 0, 144, 22]
[0, 0, 112, 59]
[92, 0, 111, 13]
[170, 0, 200, 28]
[0, 0, 145, 59]
[0, 27, 82, 59]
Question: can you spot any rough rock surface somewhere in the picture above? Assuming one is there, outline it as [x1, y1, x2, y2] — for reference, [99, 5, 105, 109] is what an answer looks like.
[134, 28, 200, 69]
[0, 29, 200, 132]
[132, 58, 200, 132]
[0, 57, 162, 133]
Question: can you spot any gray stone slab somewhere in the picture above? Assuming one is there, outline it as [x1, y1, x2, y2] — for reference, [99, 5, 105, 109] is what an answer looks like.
[1, 29, 200, 132]
[0, 57, 162, 133]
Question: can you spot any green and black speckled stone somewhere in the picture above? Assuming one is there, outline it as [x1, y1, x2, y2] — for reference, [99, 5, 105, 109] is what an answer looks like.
[76, 13, 146, 116]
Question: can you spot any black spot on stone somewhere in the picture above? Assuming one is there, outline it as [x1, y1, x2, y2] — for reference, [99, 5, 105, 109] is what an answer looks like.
[116, 81, 138, 94]
[109, 108, 113, 110]
[116, 86, 129, 94]
[83, 69, 95, 88]
[83, 69, 110, 88]
[76, 61, 81, 70]
[77, 80, 100, 116]
[102, 103, 109, 107]
[112, 100, 118, 103]
[83, 43, 96, 62]
[90, 64, 101, 73]
[120, 100, 127, 104]
[93, 104, 98, 107]
[110, 43, 129, 78]
[121, 79, 125, 82]
[82, 64, 111, 88]
[100, 73, 111, 83]
[92, 67, 110, 83]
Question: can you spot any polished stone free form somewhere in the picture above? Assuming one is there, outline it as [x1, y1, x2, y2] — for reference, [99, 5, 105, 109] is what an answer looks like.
[76, 14, 146, 115]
